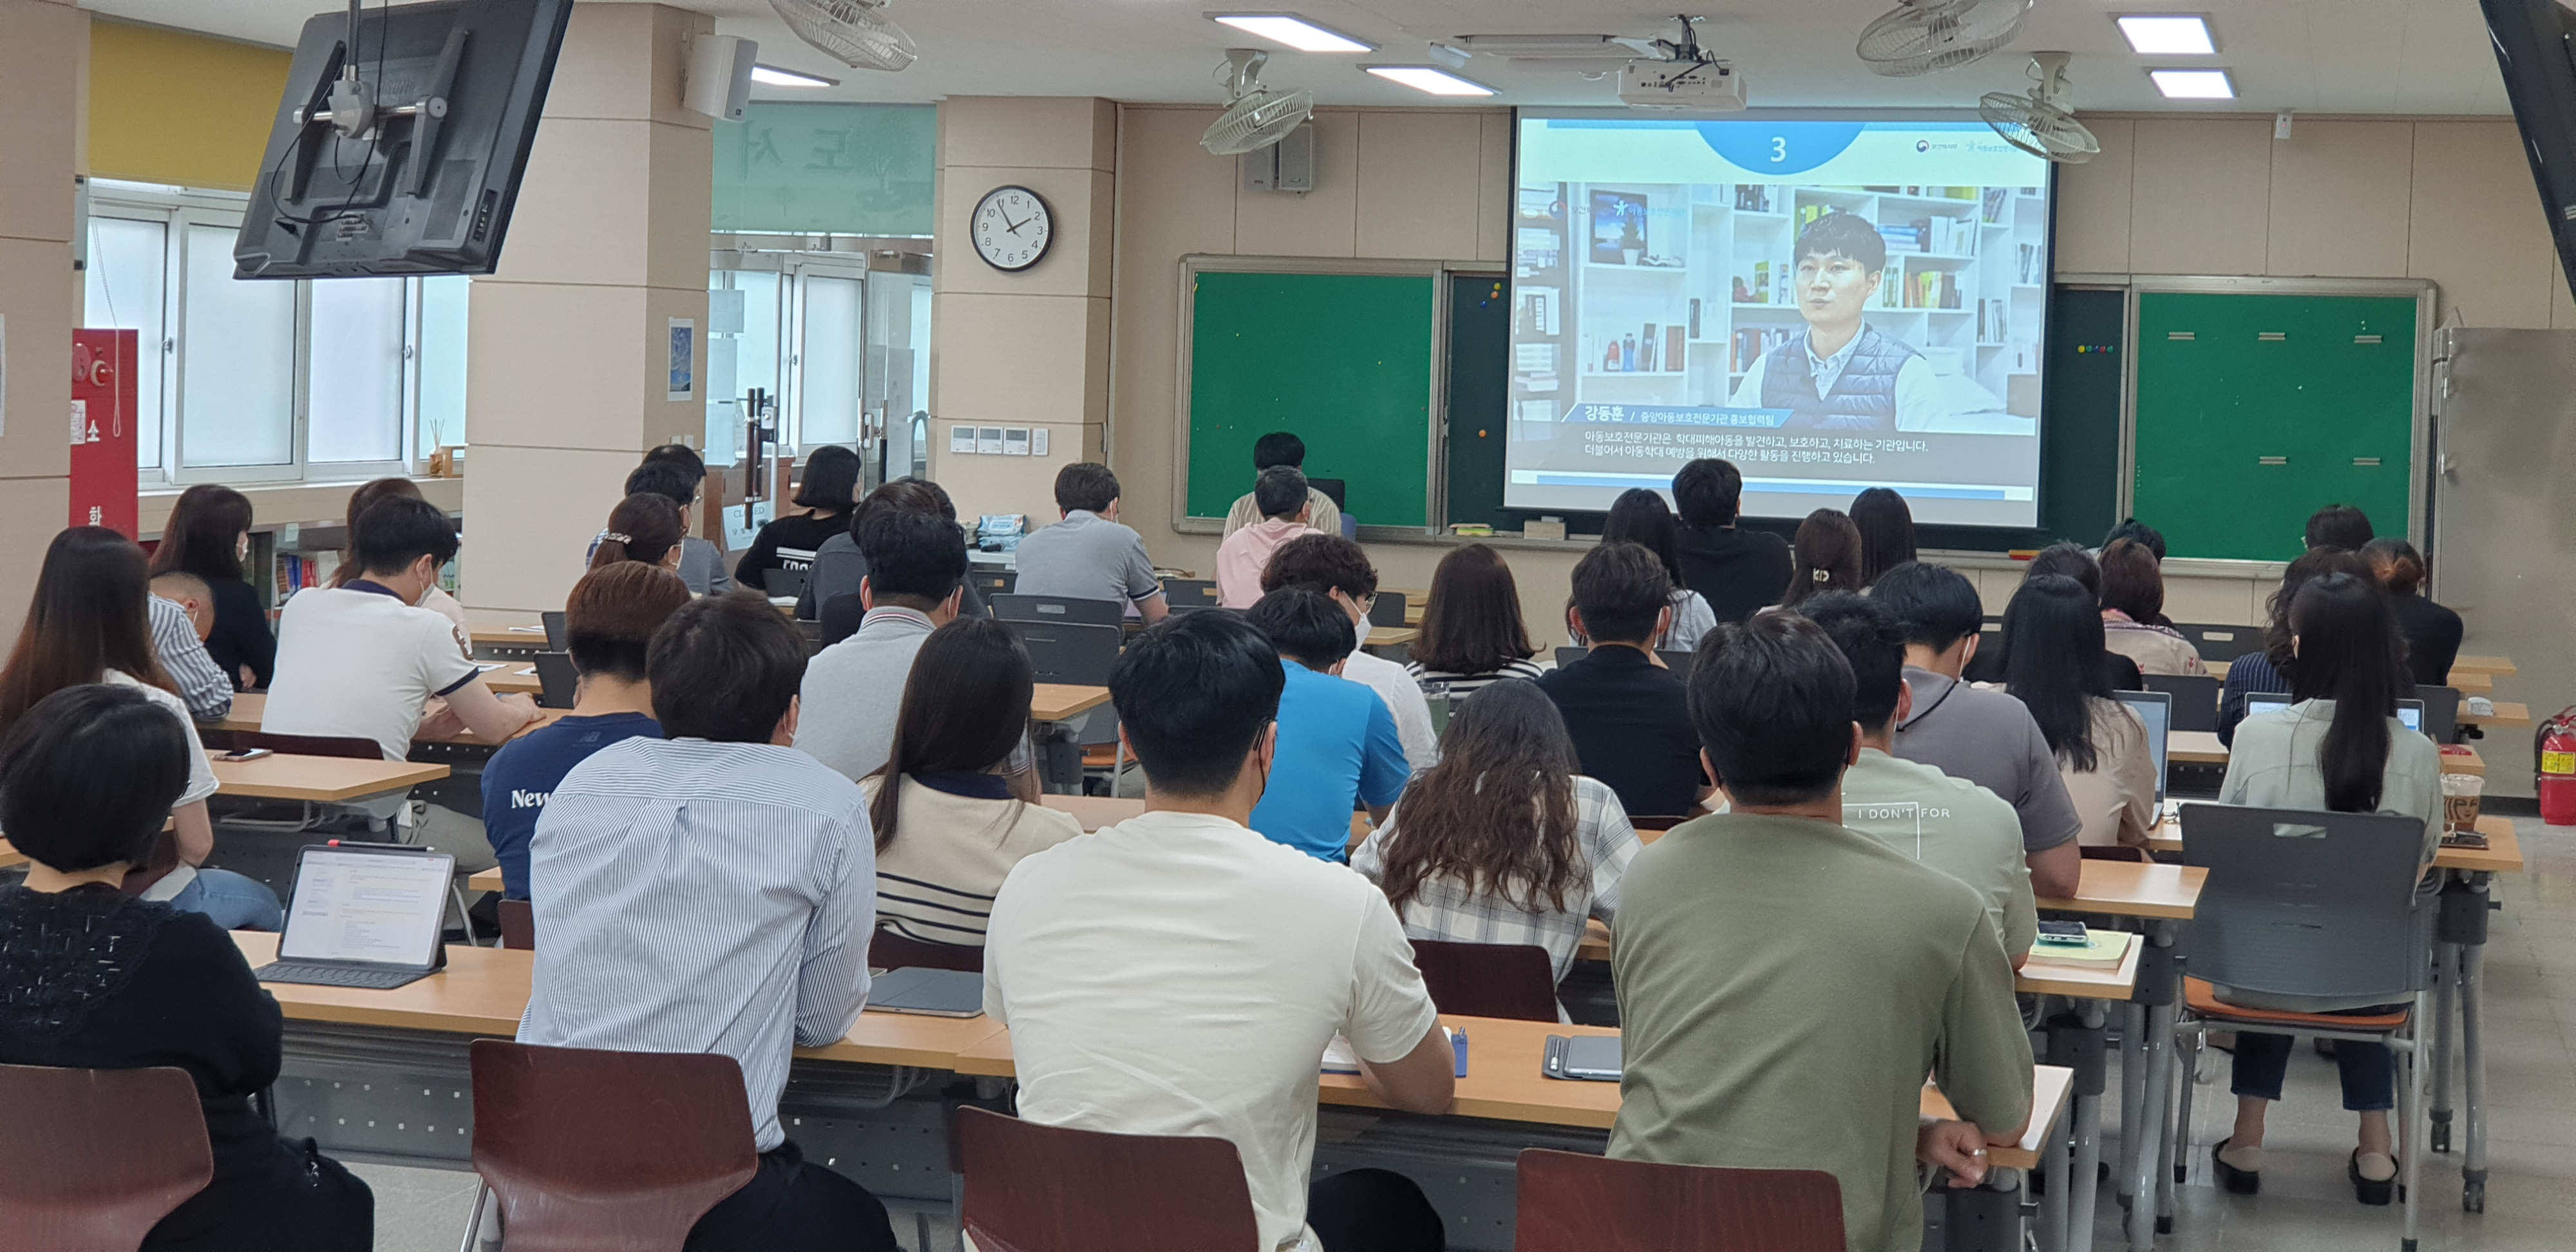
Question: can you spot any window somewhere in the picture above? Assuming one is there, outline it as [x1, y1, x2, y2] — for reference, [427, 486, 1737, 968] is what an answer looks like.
[797, 273, 864, 447]
[80, 181, 469, 483]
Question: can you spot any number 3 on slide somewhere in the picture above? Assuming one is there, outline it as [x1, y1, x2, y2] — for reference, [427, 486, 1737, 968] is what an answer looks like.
[1772, 136, 1787, 162]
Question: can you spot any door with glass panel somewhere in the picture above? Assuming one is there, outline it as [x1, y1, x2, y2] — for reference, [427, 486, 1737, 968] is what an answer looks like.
[791, 265, 867, 460]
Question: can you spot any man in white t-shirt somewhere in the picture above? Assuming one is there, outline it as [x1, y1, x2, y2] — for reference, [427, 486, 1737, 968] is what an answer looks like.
[1261, 533, 1438, 772]
[985, 611, 1455, 1252]
[263, 495, 538, 871]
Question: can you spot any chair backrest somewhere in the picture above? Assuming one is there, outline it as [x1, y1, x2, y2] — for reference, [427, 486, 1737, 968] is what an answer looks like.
[992, 594, 1126, 627]
[1368, 591, 1408, 627]
[762, 566, 808, 600]
[1655, 649, 1695, 676]
[869, 927, 983, 972]
[2175, 622, 2257, 663]
[1513, 1149, 1844, 1252]
[2177, 802, 2433, 1002]
[498, 898, 535, 951]
[1006, 620, 1124, 686]
[954, 1106, 1259, 1252]
[819, 592, 867, 648]
[970, 568, 1017, 600]
[1408, 939, 1560, 1022]
[2143, 673, 2221, 732]
[0, 1065, 213, 1252]
[230, 730, 381, 760]
[540, 610, 568, 652]
[2414, 684, 2461, 744]
[533, 652, 578, 710]
[1161, 578, 1221, 611]
[469, 1039, 759, 1252]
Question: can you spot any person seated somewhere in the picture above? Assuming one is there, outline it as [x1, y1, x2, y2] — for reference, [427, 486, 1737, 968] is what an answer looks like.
[264, 497, 539, 873]
[1536, 542, 1709, 819]
[1222, 430, 1342, 538]
[1010, 462, 1168, 621]
[333, 478, 472, 656]
[149, 569, 232, 722]
[1776, 508, 1864, 611]
[148, 484, 274, 690]
[735, 444, 860, 590]
[2210, 571, 2441, 1206]
[864, 618, 1078, 947]
[2218, 548, 2374, 746]
[0, 684, 373, 1251]
[1670, 458, 1790, 623]
[2306, 502, 2374, 551]
[1597, 489, 1718, 650]
[1998, 576, 2159, 851]
[984, 611, 1453, 1252]
[1244, 588, 1410, 862]
[1403, 544, 1544, 698]
[478, 563, 691, 900]
[1866, 562, 2083, 899]
[2362, 537, 2461, 687]
[2098, 538, 2206, 676]
[1795, 593, 2035, 966]
[1262, 534, 1439, 770]
[0, 528, 279, 930]
[795, 478, 990, 622]
[1351, 679, 1638, 988]
[1607, 612, 2032, 1252]
[1217, 464, 1317, 609]
[588, 447, 730, 594]
[1964, 542, 2144, 690]
[1851, 486, 1917, 587]
[796, 509, 969, 782]
[520, 593, 899, 1251]
[588, 493, 690, 575]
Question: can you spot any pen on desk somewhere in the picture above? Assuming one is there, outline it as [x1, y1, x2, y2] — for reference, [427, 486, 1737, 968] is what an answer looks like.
[1451, 1027, 1469, 1078]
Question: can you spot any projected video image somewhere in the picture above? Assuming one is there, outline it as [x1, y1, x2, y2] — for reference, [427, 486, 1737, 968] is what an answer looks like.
[1510, 115, 2055, 527]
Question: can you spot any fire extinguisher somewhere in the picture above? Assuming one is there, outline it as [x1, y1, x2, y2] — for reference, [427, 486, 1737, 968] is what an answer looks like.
[2539, 707, 2576, 826]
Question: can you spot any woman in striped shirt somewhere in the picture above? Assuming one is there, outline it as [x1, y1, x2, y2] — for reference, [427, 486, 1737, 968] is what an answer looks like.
[1405, 543, 1545, 697]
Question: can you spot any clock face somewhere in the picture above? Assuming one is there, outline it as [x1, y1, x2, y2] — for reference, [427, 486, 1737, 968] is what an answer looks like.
[972, 186, 1052, 272]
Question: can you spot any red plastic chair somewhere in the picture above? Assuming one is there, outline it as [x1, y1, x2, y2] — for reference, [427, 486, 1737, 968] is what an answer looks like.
[1410, 939, 1562, 1022]
[869, 927, 983, 972]
[955, 1106, 1260, 1252]
[468, 1039, 759, 1252]
[0, 1064, 213, 1252]
[1514, 1149, 1845, 1251]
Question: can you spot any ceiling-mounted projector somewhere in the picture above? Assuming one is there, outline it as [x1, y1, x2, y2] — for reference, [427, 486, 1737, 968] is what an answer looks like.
[1617, 15, 1744, 110]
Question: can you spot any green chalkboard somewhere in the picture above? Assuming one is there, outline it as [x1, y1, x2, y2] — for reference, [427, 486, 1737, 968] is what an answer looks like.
[1186, 271, 1435, 528]
[2132, 292, 2418, 562]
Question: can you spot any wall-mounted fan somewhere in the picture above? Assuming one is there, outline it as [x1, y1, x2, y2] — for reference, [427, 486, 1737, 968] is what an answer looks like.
[769, 0, 916, 72]
[1857, 0, 2030, 77]
[1979, 53, 2099, 163]
[1202, 49, 1314, 156]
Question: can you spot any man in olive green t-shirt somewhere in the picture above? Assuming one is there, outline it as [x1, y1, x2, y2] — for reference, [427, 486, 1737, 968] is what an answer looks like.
[1611, 612, 2032, 1252]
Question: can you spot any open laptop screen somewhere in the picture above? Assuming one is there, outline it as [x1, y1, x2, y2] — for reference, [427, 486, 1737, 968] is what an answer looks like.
[2115, 691, 2172, 804]
[278, 847, 452, 967]
[2243, 694, 2425, 734]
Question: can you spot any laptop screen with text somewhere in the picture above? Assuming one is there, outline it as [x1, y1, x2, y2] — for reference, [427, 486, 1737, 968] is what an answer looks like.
[278, 848, 451, 968]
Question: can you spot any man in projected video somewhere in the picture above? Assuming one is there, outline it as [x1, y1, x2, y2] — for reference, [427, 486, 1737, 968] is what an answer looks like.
[1727, 212, 1946, 433]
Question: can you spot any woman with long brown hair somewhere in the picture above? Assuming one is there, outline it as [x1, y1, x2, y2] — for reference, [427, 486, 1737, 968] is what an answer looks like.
[1405, 544, 1542, 697]
[147, 483, 271, 690]
[1350, 678, 1640, 987]
[0, 527, 280, 929]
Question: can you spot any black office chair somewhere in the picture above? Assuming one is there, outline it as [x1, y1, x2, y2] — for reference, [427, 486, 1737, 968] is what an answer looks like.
[970, 569, 1017, 600]
[1007, 621, 1122, 686]
[533, 652, 578, 710]
[820, 593, 867, 648]
[762, 567, 809, 600]
[1367, 591, 1407, 628]
[1656, 649, 1695, 676]
[540, 611, 567, 653]
[2177, 622, 2257, 663]
[2145, 673, 2222, 732]
[1162, 578, 1222, 614]
[992, 594, 1125, 627]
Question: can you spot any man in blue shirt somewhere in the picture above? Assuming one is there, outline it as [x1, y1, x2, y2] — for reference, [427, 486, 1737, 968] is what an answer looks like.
[1244, 587, 1408, 860]
[479, 562, 692, 899]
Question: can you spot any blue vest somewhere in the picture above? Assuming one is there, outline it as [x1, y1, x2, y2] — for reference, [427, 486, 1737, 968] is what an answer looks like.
[1759, 326, 1920, 433]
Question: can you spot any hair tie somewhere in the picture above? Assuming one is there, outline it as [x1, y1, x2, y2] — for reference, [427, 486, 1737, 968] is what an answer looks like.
[602, 532, 632, 544]
[1812, 567, 1831, 583]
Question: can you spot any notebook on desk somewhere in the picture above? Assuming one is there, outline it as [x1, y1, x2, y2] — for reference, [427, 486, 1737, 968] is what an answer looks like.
[252, 844, 453, 991]
[865, 967, 985, 1018]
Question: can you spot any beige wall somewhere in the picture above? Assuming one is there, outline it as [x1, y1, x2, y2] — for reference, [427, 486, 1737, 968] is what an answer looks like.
[0, 0, 82, 641]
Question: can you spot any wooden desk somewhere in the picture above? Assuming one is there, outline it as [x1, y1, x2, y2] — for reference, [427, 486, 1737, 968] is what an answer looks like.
[2439, 745, 2486, 777]
[0, 839, 21, 871]
[2452, 671, 2494, 696]
[480, 667, 543, 696]
[466, 867, 504, 893]
[1031, 685, 1110, 724]
[2014, 931, 2144, 1000]
[1365, 626, 1417, 650]
[211, 752, 448, 803]
[213, 694, 565, 746]
[466, 613, 545, 647]
[1039, 794, 1144, 831]
[2458, 699, 2531, 728]
[2453, 655, 2516, 678]
[2036, 860, 2206, 920]
[2144, 811, 2523, 873]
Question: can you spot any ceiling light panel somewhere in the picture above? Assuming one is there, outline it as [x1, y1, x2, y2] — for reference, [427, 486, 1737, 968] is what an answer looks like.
[2148, 68, 2235, 99]
[1364, 64, 1497, 96]
[1209, 13, 1376, 53]
[750, 64, 838, 88]
[2116, 15, 2217, 56]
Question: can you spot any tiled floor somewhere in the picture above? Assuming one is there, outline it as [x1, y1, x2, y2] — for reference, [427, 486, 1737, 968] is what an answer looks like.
[352, 817, 2576, 1251]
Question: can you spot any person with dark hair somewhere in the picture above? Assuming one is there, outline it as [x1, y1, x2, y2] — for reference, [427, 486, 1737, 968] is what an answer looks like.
[0, 529, 276, 929]
[1777, 508, 1864, 611]
[265, 496, 538, 873]
[1869, 561, 2085, 899]
[2209, 571, 2439, 1205]
[1725, 212, 1949, 432]
[587, 492, 687, 573]
[1797, 592, 2034, 964]
[587, 449, 732, 594]
[2362, 536, 2460, 686]
[1352, 679, 1639, 987]
[332, 478, 472, 656]
[2000, 576, 2158, 850]
[1609, 612, 2032, 1252]
[1965, 542, 2146, 690]
[1537, 542, 1709, 818]
[149, 482, 274, 690]
[522, 591, 900, 1251]
[477, 563, 692, 900]
[0, 685, 376, 1251]
[795, 477, 988, 621]
[2218, 548, 2376, 745]
[1404, 544, 1544, 697]
[1223, 431, 1343, 538]
[1244, 587, 1409, 861]
[2306, 503, 2375, 552]
[147, 567, 233, 723]
[1264, 533, 1439, 770]
[1216, 464, 1318, 607]
[2098, 538, 2206, 676]
[1671, 459, 1792, 621]
[735, 444, 862, 589]
[985, 611, 1454, 1252]
[2103, 517, 2167, 561]
[1598, 489, 1718, 650]
[1850, 487, 1917, 587]
[1012, 462, 1168, 622]
[796, 508, 971, 782]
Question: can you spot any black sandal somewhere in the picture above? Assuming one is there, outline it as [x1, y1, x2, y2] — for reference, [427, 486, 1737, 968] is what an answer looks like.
[2213, 1139, 2260, 1195]
[2349, 1150, 2398, 1206]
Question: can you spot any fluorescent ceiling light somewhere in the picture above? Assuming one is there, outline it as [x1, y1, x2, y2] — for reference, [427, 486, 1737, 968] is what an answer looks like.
[1209, 13, 1376, 53]
[1365, 64, 1496, 96]
[751, 64, 838, 88]
[2148, 67, 2235, 99]
[2116, 15, 2217, 56]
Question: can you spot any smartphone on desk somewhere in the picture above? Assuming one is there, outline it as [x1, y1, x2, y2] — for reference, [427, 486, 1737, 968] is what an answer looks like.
[2035, 920, 2090, 946]
[219, 748, 272, 762]
[1542, 1034, 1622, 1082]
[2441, 832, 2489, 850]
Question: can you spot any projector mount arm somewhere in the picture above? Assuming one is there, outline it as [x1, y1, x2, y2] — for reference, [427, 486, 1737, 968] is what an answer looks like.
[281, 0, 469, 205]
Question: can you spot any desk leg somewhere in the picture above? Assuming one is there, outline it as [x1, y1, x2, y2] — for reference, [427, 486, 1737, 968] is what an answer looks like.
[2116, 1001, 2145, 1211]
[2067, 1001, 2110, 1252]
[2126, 924, 2178, 1251]
[2461, 873, 2492, 1213]
[2041, 1117, 2070, 1252]
[2429, 938, 2458, 1154]
[1033, 720, 1081, 795]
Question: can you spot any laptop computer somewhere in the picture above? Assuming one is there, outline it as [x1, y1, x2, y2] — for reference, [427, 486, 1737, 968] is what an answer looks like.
[252, 844, 454, 990]
[2115, 690, 2173, 809]
[2244, 693, 2426, 734]
[864, 967, 985, 1018]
